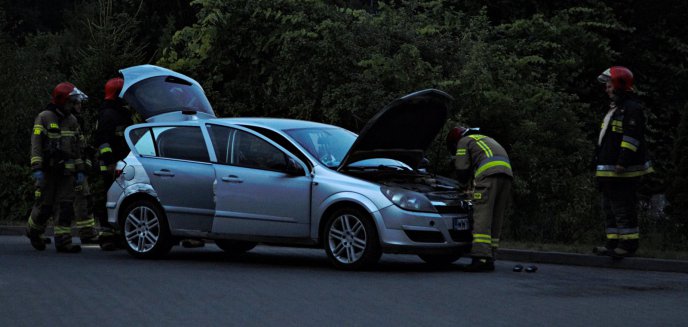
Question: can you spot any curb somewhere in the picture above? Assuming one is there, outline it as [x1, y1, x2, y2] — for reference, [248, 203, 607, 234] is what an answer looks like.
[499, 249, 688, 274]
[3, 225, 687, 273]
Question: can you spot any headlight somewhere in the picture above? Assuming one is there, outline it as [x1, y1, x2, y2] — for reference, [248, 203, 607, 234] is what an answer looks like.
[380, 186, 437, 213]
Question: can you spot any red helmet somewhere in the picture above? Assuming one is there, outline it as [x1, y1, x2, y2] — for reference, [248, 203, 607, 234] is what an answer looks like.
[597, 66, 634, 91]
[104, 77, 124, 101]
[51, 82, 87, 106]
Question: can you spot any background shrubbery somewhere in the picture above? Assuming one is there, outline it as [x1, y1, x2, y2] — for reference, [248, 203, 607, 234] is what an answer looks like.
[1, 0, 686, 249]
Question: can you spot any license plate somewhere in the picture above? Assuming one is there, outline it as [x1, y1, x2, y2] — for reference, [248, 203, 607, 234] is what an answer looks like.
[453, 217, 469, 231]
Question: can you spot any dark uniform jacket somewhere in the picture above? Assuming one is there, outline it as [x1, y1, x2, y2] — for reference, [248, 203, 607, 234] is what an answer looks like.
[95, 100, 134, 170]
[454, 134, 513, 185]
[31, 104, 84, 174]
[595, 93, 653, 178]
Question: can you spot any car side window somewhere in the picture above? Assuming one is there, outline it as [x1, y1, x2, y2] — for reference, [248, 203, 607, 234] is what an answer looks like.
[233, 130, 288, 171]
[206, 124, 232, 164]
[152, 126, 210, 162]
[130, 127, 156, 156]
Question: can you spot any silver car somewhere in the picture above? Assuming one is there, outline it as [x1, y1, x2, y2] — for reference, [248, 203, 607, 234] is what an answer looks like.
[107, 65, 472, 270]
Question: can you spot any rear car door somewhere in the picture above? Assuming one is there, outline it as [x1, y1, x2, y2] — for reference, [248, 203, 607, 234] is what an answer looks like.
[205, 124, 311, 238]
[128, 125, 216, 233]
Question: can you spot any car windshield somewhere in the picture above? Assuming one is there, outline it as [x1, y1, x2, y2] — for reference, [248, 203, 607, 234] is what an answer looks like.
[284, 127, 356, 167]
[123, 76, 214, 119]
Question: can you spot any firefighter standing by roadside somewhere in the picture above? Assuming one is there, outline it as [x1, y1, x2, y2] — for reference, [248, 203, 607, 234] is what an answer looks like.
[446, 127, 513, 272]
[93, 77, 133, 251]
[26, 82, 88, 253]
[72, 95, 100, 244]
[593, 66, 653, 258]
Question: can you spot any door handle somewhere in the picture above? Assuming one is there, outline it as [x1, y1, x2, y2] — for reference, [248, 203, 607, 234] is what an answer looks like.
[153, 169, 175, 177]
[221, 175, 243, 183]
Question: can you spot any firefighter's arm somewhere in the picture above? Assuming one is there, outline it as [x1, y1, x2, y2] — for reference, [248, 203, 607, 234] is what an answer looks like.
[74, 124, 85, 173]
[30, 115, 45, 171]
[95, 112, 116, 165]
[617, 104, 644, 168]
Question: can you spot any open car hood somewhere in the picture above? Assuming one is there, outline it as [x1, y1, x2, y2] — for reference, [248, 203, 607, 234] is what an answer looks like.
[337, 89, 453, 170]
[119, 64, 216, 121]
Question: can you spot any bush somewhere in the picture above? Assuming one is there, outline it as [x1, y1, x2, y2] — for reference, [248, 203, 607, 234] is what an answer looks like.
[0, 162, 34, 223]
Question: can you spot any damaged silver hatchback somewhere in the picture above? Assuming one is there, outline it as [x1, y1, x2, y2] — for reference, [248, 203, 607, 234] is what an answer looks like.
[107, 65, 472, 270]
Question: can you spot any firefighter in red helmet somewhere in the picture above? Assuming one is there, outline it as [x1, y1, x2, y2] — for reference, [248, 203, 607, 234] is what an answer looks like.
[92, 77, 133, 250]
[593, 66, 653, 258]
[446, 126, 513, 272]
[27, 82, 88, 252]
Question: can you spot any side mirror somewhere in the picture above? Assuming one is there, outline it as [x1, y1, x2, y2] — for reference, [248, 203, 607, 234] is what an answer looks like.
[285, 157, 306, 176]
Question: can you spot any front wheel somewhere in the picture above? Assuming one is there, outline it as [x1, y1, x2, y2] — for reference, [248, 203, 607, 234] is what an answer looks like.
[121, 199, 172, 259]
[323, 207, 381, 270]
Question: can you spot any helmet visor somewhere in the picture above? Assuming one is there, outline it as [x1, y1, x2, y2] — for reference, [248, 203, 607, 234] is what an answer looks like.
[597, 68, 611, 84]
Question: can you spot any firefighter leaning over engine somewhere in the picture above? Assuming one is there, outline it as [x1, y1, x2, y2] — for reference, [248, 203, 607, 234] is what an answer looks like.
[26, 82, 88, 253]
[593, 66, 653, 258]
[446, 127, 513, 272]
[92, 77, 133, 251]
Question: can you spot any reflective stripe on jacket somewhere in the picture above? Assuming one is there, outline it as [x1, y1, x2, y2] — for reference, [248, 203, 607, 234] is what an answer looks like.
[30, 104, 84, 172]
[454, 134, 513, 184]
[594, 94, 653, 178]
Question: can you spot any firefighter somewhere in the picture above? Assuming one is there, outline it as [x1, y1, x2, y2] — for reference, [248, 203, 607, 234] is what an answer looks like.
[72, 95, 99, 244]
[593, 66, 653, 258]
[26, 82, 88, 253]
[446, 127, 513, 272]
[93, 77, 132, 251]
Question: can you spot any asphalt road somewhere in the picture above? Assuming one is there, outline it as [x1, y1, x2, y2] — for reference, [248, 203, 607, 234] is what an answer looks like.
[1, 236, 687, 327]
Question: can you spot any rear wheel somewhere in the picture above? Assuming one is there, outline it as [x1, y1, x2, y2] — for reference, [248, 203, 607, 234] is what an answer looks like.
[121, 199, 172, 259]
[215, 240, 257, 255]
[418, 252, 463, 266]
[323, 207, 381, 270]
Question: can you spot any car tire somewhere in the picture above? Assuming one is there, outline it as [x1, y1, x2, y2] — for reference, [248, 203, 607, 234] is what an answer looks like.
[121, 199, 172, 259]
[323, 207, 381, 270]
[215, 240, 257, 255]
[418, 252, 463, 266]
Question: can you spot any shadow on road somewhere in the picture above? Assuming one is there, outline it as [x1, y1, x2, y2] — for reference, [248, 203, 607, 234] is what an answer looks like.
[158, 245, 467, 273]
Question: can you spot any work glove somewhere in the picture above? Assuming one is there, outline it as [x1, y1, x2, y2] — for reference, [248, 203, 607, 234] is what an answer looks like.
[32, 170, 45, 186]
[75, 172, 86, 185]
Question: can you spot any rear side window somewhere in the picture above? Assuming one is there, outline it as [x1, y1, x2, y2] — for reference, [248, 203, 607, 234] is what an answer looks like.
[152, 126, 210, 162]
[130, 128, 156, 156]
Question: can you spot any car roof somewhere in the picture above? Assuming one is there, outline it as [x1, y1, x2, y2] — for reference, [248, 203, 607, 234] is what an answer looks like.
[207, 117, 347, 132]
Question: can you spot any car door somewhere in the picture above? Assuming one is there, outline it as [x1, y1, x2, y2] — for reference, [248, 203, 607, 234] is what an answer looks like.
[205, 123, 311, 238]
[129, 125, 216, 233]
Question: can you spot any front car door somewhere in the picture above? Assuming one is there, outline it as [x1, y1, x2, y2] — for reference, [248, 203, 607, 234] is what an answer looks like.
[128, 125, 216, 233]
[205, 124, 311, 238]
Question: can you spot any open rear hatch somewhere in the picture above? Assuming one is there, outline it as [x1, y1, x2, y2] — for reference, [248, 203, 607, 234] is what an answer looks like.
[119, 64, 216, 121]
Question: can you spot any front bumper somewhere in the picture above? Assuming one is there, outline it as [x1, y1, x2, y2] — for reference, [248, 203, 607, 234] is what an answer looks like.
[376, 205, 472, 255]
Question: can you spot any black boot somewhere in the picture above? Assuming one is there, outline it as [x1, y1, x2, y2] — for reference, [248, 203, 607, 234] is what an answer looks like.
[26, 228, 46, 251]
[592, 246, 613, 256]
[593, 239, 618, 256]
[463, 258, 495, 272]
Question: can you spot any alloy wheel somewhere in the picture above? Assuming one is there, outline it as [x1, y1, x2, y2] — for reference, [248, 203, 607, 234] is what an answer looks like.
[124, 205, 160, 253]
[328, 214, 367, 264]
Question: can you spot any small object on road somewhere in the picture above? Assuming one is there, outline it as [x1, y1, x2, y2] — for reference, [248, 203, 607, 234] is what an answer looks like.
[512, 264, 523, 272]
[525, 265, 538, 273]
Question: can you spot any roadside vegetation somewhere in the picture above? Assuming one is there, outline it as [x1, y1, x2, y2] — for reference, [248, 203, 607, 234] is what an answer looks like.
[1, 0, 686, 253]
